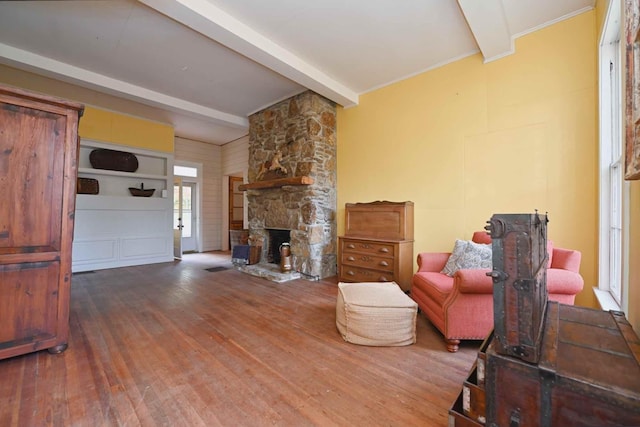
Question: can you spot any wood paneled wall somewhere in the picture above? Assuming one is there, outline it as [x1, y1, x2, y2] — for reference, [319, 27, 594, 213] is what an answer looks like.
[222, 135, 249, 177]
[221, 136, 249, 251]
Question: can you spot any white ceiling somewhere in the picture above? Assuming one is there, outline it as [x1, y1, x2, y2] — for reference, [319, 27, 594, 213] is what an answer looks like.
[0, 0, 594, 145]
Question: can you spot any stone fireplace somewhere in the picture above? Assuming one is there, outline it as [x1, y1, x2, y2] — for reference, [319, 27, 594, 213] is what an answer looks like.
[244, 90, 337, 280]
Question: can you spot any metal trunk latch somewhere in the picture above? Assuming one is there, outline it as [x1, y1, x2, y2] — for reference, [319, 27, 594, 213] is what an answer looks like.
[509, 408, 521, 427]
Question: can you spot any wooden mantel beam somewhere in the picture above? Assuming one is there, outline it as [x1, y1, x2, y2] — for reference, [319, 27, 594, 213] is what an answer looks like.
[238, 176, 314, 191]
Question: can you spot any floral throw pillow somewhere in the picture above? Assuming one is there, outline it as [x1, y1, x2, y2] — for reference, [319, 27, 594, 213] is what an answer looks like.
[441, 240, 468, 276]
[441, 240, 492, 276]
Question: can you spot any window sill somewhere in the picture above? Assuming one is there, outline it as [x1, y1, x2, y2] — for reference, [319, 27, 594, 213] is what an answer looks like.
[593, 287, 622, 312]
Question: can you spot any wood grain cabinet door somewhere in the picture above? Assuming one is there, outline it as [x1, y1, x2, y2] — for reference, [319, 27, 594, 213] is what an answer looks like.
[0, 84, 83, 359]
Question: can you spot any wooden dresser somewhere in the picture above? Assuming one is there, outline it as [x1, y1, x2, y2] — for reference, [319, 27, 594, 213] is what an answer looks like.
[338, 201, 414, 292]
[0, 84, 83, 359]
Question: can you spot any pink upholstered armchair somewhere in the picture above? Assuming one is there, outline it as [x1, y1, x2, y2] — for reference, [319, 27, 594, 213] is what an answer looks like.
[411, 231, 584, 352]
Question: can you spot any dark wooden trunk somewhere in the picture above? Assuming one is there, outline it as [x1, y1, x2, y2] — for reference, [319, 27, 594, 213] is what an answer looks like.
[485, 302, 640, 427]
[486, 212, 549, 363]
[449, 332, 493, 425]
[450, 212, 640, 427]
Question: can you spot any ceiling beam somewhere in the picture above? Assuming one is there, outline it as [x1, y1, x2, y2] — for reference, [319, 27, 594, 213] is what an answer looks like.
[139, 0, 359, 108]
[457, 0, 514, 62]
[0, 42, 248, 128]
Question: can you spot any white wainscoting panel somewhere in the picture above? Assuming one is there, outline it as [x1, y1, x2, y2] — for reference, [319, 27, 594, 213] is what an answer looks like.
[121, 236, 171, 259]
[72, 239, 118, 264]
[72, 195, 173, 272]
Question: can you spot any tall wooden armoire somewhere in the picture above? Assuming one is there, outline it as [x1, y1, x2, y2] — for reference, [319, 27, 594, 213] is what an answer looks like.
[0, 84, 84, 359]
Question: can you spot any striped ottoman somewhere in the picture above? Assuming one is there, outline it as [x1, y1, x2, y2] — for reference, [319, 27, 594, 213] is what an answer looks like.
[336, 282, 418, 346]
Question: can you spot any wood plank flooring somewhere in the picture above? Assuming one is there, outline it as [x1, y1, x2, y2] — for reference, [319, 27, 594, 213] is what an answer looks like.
[0, 253, 479, 426]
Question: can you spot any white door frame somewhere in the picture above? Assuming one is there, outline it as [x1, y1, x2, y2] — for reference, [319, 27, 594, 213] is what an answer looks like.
[178, 181, 198, 252]
[174, 160, 203, 253]
[174, 176, 183, 259]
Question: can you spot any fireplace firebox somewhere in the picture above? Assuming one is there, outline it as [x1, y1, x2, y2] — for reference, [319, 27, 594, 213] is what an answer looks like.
[267, 229, 290, 264]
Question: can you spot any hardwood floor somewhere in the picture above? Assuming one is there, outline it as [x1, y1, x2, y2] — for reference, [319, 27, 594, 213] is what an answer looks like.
[0, 253, 479, 426]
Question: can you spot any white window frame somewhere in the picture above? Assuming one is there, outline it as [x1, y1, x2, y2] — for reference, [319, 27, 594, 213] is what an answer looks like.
[174, 164, 198, 177]
[597, 0, 629, 313]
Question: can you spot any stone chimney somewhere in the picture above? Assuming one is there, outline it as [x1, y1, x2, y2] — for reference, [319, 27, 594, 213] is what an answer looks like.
[245, 91, 337, 279]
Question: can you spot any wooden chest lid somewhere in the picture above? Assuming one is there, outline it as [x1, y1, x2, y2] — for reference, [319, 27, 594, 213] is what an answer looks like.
[344, 201, 414, 240]
[540, 302, 640, 397]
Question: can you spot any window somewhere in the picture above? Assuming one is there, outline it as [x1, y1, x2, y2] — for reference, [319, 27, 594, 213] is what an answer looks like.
[597, 0, 626, 310]
[174, 165, 198, 177]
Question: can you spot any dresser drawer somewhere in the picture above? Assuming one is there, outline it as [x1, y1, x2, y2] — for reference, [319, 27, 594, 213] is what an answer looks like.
[337, 236, 413, 292]
[339, 267, 395, 283]
[340, 239, 395, 257]
[340, 252, 394, 272]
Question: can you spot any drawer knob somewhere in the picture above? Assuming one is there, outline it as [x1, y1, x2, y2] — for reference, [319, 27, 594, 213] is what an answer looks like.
[379, 247, 389, 253]
[379, 261, 389, 267]
[346, 271, 355, 276]
[347, 243, 356, 249]
[347, 256, 355, 261]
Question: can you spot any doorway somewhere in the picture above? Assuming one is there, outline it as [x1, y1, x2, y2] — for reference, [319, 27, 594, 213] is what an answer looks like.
[229, 176, 245, 246]
[173, 161, 202, 258]
[174, 181, 197, 252]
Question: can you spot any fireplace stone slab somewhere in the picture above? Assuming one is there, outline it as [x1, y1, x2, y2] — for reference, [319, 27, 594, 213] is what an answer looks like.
[235, 263, 301, 283]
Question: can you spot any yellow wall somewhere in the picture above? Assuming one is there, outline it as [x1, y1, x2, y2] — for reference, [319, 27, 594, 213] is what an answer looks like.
[80, 106, 174, 153]
[0, 64, 174, 153]
[597, 0, 611, 33]
[337, 11, 598, 307]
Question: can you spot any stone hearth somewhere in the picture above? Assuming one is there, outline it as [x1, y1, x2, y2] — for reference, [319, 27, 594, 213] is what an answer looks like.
[234, 263, 302, 283]
[245, 91, 337, 280]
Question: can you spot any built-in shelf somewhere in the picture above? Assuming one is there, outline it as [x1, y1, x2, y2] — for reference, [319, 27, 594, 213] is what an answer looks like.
[77, 139, 172, 198]
[73, 139, 174, 273]
[239, 176, 314, 191]
[78, 167, 167, 181]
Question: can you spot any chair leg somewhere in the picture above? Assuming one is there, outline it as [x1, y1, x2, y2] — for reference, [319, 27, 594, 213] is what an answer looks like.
[445, 338, 460, 352]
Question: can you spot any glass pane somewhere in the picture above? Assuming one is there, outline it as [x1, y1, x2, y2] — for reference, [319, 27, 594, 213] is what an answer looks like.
[232, 207, 243, 221]
[181, 186, 192, 237]
[233, 194, 243, 207]
[182, 186, 192, 210]
[173, 186, 180, 209]
[173, 184, 192, 237]
[609, 162, 622, 303]
[174, 165, 198, 177]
